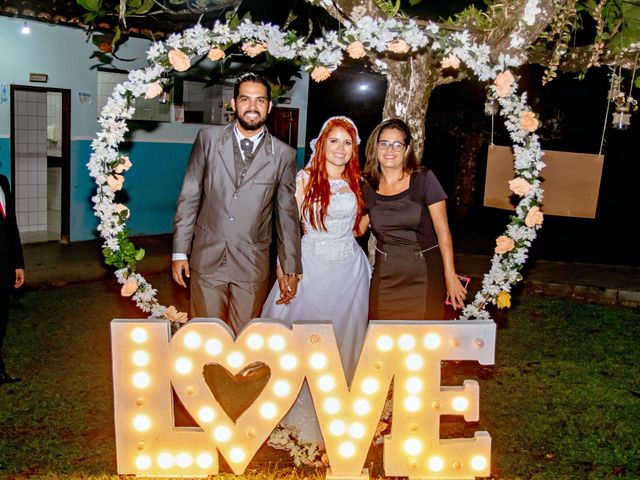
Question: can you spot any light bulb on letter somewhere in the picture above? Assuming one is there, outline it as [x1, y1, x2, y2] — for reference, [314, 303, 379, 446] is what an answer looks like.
[423, 332, 441, 350]
[309, 353, 328, 370]
[428, 456, 444, 472]
[157, 452, 173, 469]
[132, 350, 149, 367]
[398, 334, 416, 351]
[376, 335, 393, 351]
[205, 339, 222, 355]
[361, 377, 379, 394]
[214, 425, 231, 442]
[176, 452, 193, 468]
[247, 334, 264, 350]
[471, 455, 487, 471]
[183, 332, 202, 349]
[135, 455, 152, 470]
[318, 375, 336, 392]
[131, 328, 148, 343]
[132, 372, 150, 389]
[452, 396, 469, 412]
[273, 380, 291, 397]
[268, 335, 285, 351]
[174, 357, 192, 374]
[196, 453, 213, 468]
[329, 419, 347, 436]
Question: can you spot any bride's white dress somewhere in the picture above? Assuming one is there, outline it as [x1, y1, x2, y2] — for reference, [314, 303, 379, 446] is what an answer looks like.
[262, 173, 371, 446]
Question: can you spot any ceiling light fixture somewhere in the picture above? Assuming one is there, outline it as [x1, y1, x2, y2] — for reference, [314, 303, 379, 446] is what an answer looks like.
[20, 22, 30, 35]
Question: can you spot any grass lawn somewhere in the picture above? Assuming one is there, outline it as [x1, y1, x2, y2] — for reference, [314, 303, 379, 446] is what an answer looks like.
[0, 274, 638, 479]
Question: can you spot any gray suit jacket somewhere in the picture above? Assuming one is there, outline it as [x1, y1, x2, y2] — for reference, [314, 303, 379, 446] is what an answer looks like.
[173, 123, 302, 282]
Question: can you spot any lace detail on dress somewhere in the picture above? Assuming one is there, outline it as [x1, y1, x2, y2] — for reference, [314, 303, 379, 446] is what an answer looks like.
[299, 176, 359, 262]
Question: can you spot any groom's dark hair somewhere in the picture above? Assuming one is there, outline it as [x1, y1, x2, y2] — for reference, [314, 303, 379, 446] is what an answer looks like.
[234, 72, 272, 101]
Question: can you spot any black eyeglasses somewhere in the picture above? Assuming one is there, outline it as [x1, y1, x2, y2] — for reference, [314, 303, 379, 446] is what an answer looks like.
[377, 140, 406, 152]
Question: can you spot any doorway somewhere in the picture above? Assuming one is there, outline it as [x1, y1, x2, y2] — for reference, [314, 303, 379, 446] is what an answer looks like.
[267, 106, 299, 149]
[10, 85, 70, 243]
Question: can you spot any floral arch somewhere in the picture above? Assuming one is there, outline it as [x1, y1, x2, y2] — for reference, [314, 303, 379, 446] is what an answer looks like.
[88, 14, 545, 324]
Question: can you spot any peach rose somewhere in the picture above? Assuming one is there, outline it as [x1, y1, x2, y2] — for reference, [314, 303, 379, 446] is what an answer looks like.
[207, 47, 225, 62]
[495, 70, 515, 97]
[115, 203, 130, 219]
[496, 291, 511, 309]
[106, 174, 124, 192]
[114, 155, 132, 174]
[508, 177, 531, 196]
[494, 235, 515, 254]
[120, 279, 138, 297]
[242, 42, 268, 58]
[346, 41, 366, 59]
[520, 111, 539, 132]
[310, 66, 331, 82]
[145, 81, 163, 100]
[165, 305, 188, 324]
[525, 205, 544, 228]
[441, 54, 460, 69]
[386, 39, 410, 54]
[168, 49, 190, 72]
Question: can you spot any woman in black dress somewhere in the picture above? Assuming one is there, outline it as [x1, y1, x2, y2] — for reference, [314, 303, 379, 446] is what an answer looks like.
[362, 118, 467, 320]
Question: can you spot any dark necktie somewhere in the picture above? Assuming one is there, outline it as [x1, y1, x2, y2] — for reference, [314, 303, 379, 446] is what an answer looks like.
[240, 138, 254, 160]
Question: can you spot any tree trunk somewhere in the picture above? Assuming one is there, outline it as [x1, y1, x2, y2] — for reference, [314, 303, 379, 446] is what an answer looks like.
[377, 53, 440, 160]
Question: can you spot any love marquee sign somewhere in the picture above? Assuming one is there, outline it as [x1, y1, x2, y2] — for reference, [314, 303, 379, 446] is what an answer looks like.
[111, 318, 496, 479]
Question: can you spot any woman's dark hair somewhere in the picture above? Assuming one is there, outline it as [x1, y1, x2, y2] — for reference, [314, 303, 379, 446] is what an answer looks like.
[363, 118, 420, 188]
[233, 72, 272, 101]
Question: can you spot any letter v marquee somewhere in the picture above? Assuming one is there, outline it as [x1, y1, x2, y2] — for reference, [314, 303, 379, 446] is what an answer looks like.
[111, 318, 495, 479]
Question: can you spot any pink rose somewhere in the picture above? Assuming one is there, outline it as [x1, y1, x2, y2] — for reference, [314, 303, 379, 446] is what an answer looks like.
[106, 174, 124, 192]
[525, 205, 544, 228]
[241, 42, 268, 58]
[145, 81, 163, 100]
[508, 177, 531, 196]
[115, 203, 130, 219]
[495, 235, 515, 254]
[520, 111, 539, 132]
[386, 39, 410, 54]
[114, 155, 132, 174]
[441, 54, 460, 69]
[165, 305, 188, 324]
[120, 279, 138, 297]
[346, 41, 366, 59]
[168, 49, 190, 72]
[207, 47, 225, 62]
[310, 66, 331, 82]
[495, 70, 515, 97]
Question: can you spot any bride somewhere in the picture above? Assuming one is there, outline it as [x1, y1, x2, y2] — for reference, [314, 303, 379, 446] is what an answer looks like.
[262, 116, 371, 448]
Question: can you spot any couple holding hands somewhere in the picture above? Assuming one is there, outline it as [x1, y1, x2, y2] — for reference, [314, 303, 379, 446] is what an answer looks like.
[171, 72, 467, 444]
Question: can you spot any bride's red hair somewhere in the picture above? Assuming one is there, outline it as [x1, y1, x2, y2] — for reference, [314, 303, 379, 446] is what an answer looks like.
[301, 117, 364, 233]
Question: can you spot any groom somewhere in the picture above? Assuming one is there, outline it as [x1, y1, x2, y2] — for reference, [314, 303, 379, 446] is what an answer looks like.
[172, 72, 302, 334]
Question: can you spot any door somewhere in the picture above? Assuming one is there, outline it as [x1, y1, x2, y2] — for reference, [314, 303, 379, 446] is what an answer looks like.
[267, 106, 299, 148]
[10, 85, 70, 243]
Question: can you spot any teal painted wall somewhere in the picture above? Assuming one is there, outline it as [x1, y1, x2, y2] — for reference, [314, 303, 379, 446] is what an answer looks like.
[0, 16, 310, 242]
[0, 138, 9, 180]
[71, 140, 192, 241]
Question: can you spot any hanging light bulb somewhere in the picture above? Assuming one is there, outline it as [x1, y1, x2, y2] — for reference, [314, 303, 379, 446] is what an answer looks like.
[612, 104, 631, 130]
[609, 55, 638, 130]
[20, 22, 30, 35]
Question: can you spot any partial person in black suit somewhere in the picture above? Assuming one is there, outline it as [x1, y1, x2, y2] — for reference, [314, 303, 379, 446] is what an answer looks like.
[0, 173, 25, 384]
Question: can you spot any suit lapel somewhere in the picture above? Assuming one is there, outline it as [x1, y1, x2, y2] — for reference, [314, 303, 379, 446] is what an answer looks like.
[216, 125, 236, 187]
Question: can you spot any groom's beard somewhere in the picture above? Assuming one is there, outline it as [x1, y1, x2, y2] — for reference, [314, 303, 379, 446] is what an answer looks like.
[236, 110, 268, 131]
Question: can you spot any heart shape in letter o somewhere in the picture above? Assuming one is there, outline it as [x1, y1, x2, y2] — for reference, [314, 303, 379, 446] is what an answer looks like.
[168, 318, 304, 474]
